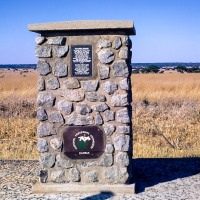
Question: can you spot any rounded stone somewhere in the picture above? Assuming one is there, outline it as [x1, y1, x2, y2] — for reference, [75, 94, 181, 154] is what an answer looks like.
[116, 108, 130, 123]
[76, 103, 91, 115]
[51, 170, 65, 183]
[57, 100, 72, 115]
[99, 154, 113, 167]
[54, 60, 68, 77]
[111, 93, 129, 107]
[94, 112, 103, 125]
[37, 76, 45, 91]
[53, 46, 68, 57]
[49, 111, 64, 124]
[37, 61, 51, 76]
[81, 80, 98, 92]
[37, 106, 48, 121]
[98, 49, 115, 64]
[35, 46, 52, 58]
[50, 138, 62, 150]
[122, 35, 129, 45]
[112, 60, 129, 77]
[67, 168, 80, 182]
[47, 36, 65, 45]
[103, 123, 115, 136]
[117, 126, 130, 134]
[98, 39, 112, 48]
[39, 169, 48, 183]
[102, 80, 118, 95]
[56, 154, 75, 168]
[116, 152, 129, 167]
[62, 89, 85, 102]
[91, 103, 109, 112]
[113, 135, 130, 151]
[104, 110, 115, 122]
[46, 77, 60, 90]
[37, 138, 48, 153]
[119, 46, 128, 59]
[119, 78, 129, 90]
[39, 153, 56, 168]
[112, 36, 122, 49]
[35, 36, 45, 45]
[86, 92, 106, 102]
[64, 78, 80, 89]
[85, 171, 99, 183]
[105, 144, 114, 154]
[37, 91, 55, 107]
[98, 63, 110, 80]
[37, 122, 56, 137]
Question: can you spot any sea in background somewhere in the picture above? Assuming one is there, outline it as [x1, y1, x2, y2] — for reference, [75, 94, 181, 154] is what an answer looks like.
[0, 63, 200, 70]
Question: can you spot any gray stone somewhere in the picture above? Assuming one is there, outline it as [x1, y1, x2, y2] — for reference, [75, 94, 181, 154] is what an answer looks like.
[117, 126, 130, 134]
[49, 111, 64, 124]
[54, 60, 68, 77]
[76, 103, 91, 115]
[47, 36, 65, 45]
[35, 46, 51, 58]
[37, 61, 51, 75]
[50, 138, 62, 150]
[56, 154, 75, 169]
[94, 112, 103, 125]
[113, 135, 130, 151]
[112, 36, 122, 49]
[51, 170, 65, 183]
[81, 80, 98, 92]
[62, 89, 84, 102]
[119, 78, 129, 90]
[91, 103, 109, 112]
[46, 77, 59, 90]
[85, 171, 99, 182]
[39, 169, 48, 183]
[116, 152, 129, 167]
[37, 106, 47, 121]
[37, 122, 56, 137]
[37, 76, 45, 91]
[35, 36, 45, 45]
[104, 166, 128, 184]
[67, 168, 80, 182]
[98, 39, 112, 48]
[57, 100, 72, 115]
[105, 144, 114, 154]
[98, 49, 115, 64]
[98, 63, 110, 79]
[86, 92, 106, 102]
[111, 92, 129, 107]
[99, 154, 113, 167]
[39, 153, 55, 168]
[119, 46, 128, 59]
[112, 60, 129, 77]
[116, 108, 130, 123]
[65, 113, 94, 126]
[64, 78, 80, 89]
[54, 46, 68, 57]
[122, 35, 129, 45]
[103, 123, 115, 136]
[37, 138, 48, 152]
[80, 161, 97, 168]
[102, 80, 118, 95]
[104, 110, 115, 121]
[37, 91, 55, 107]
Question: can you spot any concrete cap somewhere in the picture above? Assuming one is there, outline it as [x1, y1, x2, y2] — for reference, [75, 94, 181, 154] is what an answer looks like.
[28, 20, 136, 35]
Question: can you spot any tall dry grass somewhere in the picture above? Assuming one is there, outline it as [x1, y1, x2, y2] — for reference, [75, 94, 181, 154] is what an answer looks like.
[0, 69, 199, 159]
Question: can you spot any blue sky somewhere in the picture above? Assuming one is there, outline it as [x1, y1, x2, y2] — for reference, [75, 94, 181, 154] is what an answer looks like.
[0, 0, 200, 64]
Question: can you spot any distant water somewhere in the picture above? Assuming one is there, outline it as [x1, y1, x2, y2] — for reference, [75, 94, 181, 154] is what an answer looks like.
[0, 64, 36, 69]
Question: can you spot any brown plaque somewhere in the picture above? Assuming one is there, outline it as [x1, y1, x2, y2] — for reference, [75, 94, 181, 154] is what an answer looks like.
[63, 126, 105, 159]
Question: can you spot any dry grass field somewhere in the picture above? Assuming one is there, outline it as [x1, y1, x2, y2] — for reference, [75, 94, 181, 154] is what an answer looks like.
[0, 69, 199, 159]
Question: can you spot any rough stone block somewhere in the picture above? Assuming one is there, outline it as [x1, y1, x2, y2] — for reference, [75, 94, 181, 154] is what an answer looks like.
[99, 154, 113, 167]
[112, 60, 129, 77]
[98, 39, 112, 48]
[62, 89, 85, 102]
[94, 112, 103, 125]
[57, 100, 72, 115]
[112, 36, 122, 49]
[81, 80, 98, 92]
[37, 76, 45, 91]
[50, 138, 62, 151]
[113, 135, 130, 151]
[37, 122, 56, 137]
[104, 110, 115, 121]
[54, 60, 68, 77]
[37, 91, 55, 107]
[111, 93, 129, 107]
[116, 108, 130, 124]
[37, 138, 48, 152]
[98, 49, 115, 64]
[47, 36, 65, 45]
[35, 46, 51, 58]
[116, 152, 129, 167]
[39, 153, 56, 168]
[122, 35, 129, 46]
[49, 111, 64, 124]
[37, 106, 48, 121]
[46, 77, 60, 90]
[66, 168, 80, 182]
[91, 103, 109, 112]
[86, 92, 106, 102]
[105, 144, 114, 154]
[102, 80, 118, 95]
[85, 170, 99, 182]
[117, 126, 130, 134]
[119, 78, 129, 90]
[56, 154, 75, 169]
[35, 36, 45, 45]
[98, 63, 110, 80]
[103, 123, 115, 136]
[39, 169, 48, 183]
[53, 46, 68, 57]
[37, 61, 51, 75]
[64, 78, 80, 89]
[119, 46, 128, 59]
[51, 170, 65, 183]
[76, 103, 91, 115]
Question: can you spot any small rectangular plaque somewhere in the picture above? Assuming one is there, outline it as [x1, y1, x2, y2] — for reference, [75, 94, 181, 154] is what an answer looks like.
[71, 45, 92, 77]
[63, 126, 105, 159]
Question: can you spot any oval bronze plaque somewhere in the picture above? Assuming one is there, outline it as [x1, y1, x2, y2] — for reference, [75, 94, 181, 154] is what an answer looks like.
[63, 126, 105, 159]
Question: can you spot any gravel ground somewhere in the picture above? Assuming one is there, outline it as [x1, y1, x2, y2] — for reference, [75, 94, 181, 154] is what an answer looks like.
[0, 158, 200, 200]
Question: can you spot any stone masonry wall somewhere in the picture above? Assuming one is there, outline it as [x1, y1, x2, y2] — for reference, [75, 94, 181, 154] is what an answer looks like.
[36, 34, 132, 184]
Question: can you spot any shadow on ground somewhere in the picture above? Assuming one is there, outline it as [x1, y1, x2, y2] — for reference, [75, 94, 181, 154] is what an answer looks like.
[132, 158, 200, 193]
[80, 191, 114, 200]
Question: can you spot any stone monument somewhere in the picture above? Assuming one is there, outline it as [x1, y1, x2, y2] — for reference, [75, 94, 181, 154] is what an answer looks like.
[29, 20, 136, 194]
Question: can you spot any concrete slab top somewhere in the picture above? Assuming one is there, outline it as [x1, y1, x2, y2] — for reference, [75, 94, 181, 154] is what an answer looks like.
[28, 20, 136, 35]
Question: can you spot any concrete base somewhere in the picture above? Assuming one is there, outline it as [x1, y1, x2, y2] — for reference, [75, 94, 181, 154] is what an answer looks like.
[32, 182, 135, 195]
